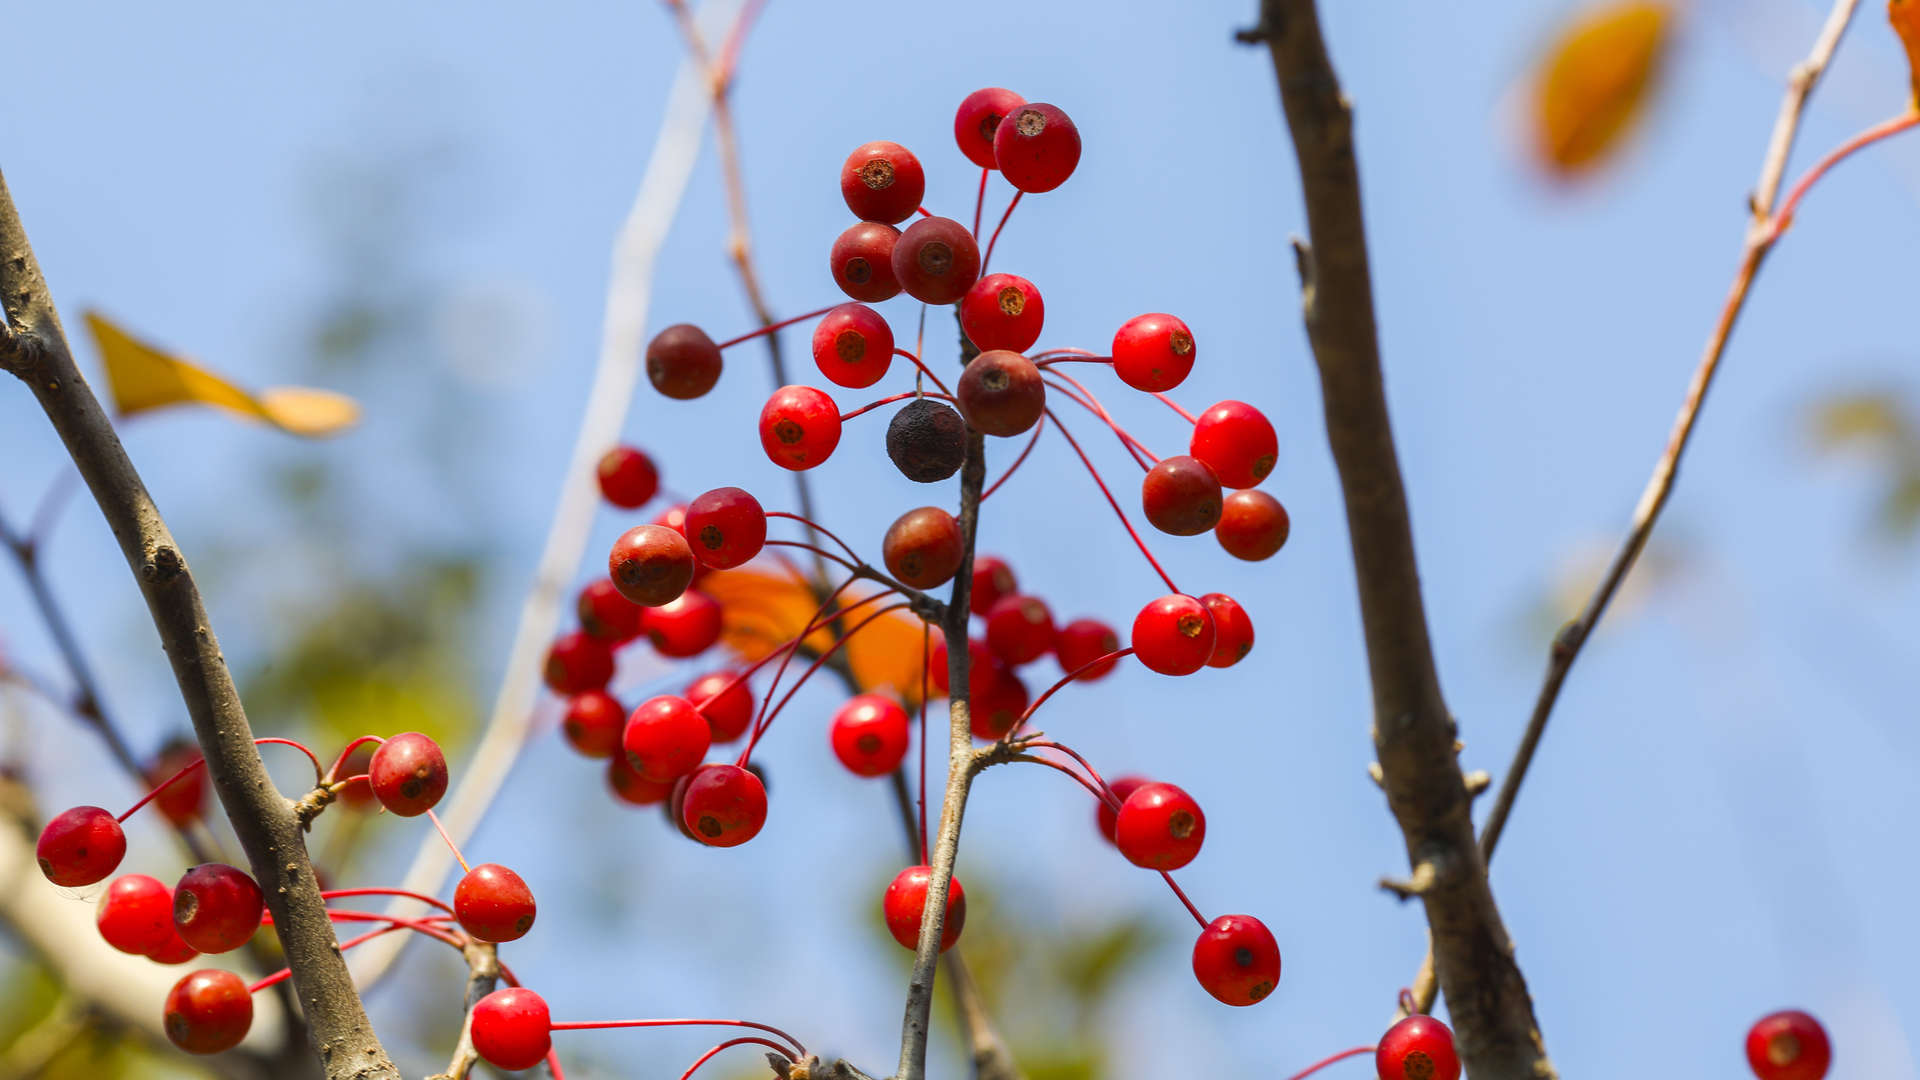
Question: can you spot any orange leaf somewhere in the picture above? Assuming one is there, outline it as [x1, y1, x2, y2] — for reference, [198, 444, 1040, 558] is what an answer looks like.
[1892, 0, 1920, 103]
[702, 567, 933, 705]
[1531, 1, 1673, 175]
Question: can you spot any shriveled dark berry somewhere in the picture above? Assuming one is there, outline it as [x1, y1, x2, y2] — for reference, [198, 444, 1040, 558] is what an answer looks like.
[886, 398, 967, 482]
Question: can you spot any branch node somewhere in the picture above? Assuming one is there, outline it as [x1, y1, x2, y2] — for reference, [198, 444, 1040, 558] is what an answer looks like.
[1366, 761, 1385, 789]
[1464, 770, 1491, 798]
[141, 544, 182, 584]
[1379, 859, 1438, 901]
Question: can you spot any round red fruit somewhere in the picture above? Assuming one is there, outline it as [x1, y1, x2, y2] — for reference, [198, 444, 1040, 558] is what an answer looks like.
[1096, 775, 1152, 844]
[970, 667, 1029, 740]
[145, 921, 200, 965]
[147, 739, 207, 827]
[1113, 782, 1205, 870]
[645, 324, 722, 400]
[993, 103, 1081, 193]
[891, 216, 980, 305]
[684, 670, 755, 743]
[607, 754, 674, 806]
[883, 865, 966, 951]
[173, 863, 264, 954]
[36, 805, 126, 887]
[985, 595, 1054, 665]
[595, 444, 659, 508]
[680, 763, 768, 847]
[1055, 618, 1122, 681]
[685, 486, 766, 570]
[970, 556, 1016, 616]
[830, 222, 903, 303]
[577, 577, 644, 641]
[830, 693, 911, 777]
[1192, 914, 1281, 1007]
[608, 523, 696, 606]
[1746, 1010, 1831, 1080]
[562, 691, 625, 758]
[1377, 1014, 1461, 1080]
[759, 385, 842, 471]
[455, 863, 537, 943]
[1200, 593, 1254, 669]
[957, 349, 1044, 437]
[98, 873, 175, 955]
[1217, 489, 1290, 562]
[643, 589, 723, 658]
[1190, 401, 1277, 489]
[954, 87, 1026, 168]
[1131, 594, 1216, 676]
[1142, 455, 1223, 536]
[163, 969, 253, 1054]
[369, 732, 449, 817]
[840, 140, 925, 225]
[929, 635, 997, 700]
[883, 506, 964, 590]
[1112, 313, 1196, 392]
[811, 303, 895, 389]
[471, 987, 552, 1072]
[622, 695, 711, 782]
[543, 630, 614, 695]
[960, 274, 1044, 353]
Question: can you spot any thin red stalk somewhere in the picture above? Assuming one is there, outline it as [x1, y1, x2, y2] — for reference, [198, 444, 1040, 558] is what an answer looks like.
[425, 808, 470, 873]
[892, 348, 954, 395]
[1033, 355, 1112, 367]
[1158, 870, 1208, 930]
[766, 510, 862, 564]
[1772, 110, 1920, 234]
[675, 1037, 797, 1080]
[1284, 1046, 1376, 1080]
[738, 601, 911, 763]
[971, 166, 989, 239]
[710, 0, 767, 83]
[1151, 392, 1199, 425]
[735, 587, 901, 751]
[1026, 740, 1119, 807]
[1007, 647, 1134, 738]
[765, 539, 858, 574]
[547, 1018, 804, 1059]
[842, 390, 957, 423]
[545, 1050, 567, 1080]
[706, 574, 862, 698]
[1044, 379, 1155, 469]
[118, 736, 324, 822]
[912, 205, 933, 218]
[917, 623, 930, 865]
[1043, 407, 1180, 593]
[980, 191, 1022, 274]
[981, 412, 1046, 502]
[320, 887, 455, 916]
[1045, 368, 1159, 466]
[714, 304, 837, 350]
[250, 923, 406, 993]
[323, 734, 385, 783]
[1018, 753, 1113, 807]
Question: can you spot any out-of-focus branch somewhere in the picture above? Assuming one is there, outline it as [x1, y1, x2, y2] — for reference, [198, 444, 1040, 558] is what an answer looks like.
[426, 939, 501, 1080]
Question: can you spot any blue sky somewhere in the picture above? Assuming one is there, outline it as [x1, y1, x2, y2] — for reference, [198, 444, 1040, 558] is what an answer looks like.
[4, 1, 1920, 1076]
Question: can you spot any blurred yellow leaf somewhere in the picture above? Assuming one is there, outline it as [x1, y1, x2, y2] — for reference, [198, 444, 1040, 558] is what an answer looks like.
[703, 566, 931, 704]
[1892, 0, 1920, 103]
[84, 310, 359, 437]
[1531, 1, 1673, 175]
[1809, 390, 1910, 452]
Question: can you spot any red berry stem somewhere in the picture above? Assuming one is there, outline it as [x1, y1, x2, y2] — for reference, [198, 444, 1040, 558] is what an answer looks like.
[917, 623, 932, 865]
[713, 304, 839, 350]
[971, 166, 989, 239]
[1015, 752, 1115, 806]
[675, 1037, 799, 1080]
[705, 0, 767, 84]
[1156, 870, 1209, 930]
[1031, 346, 1109, 366]
[117, 736, 324, 823]
[1025, 739, 1119, 806]
[765, 539, 860, 574]
[979, 191, 1023, 276]
[840, 390, 958, 423]
[980, 411, 1048, 502]
[545, 1050, 567, 1080]
[1042, 370, 1159, 467]
[546, 1018, 805, 1060]
[765, 510, 863, 566]
[319, 887, 456, 916]
[1006, 647, 1135, 738]
[912, 205, 933, 219]
[738, 601, 912, 764]
[249, 923, 406, 993]
[1284, 1046, 1376, 1080]
[425, 808, 472, 873]
[1151, 392, 1199, 425]
[1042, 407, 1181, 594]
[722, 583, 897, 748]
[1771, 110, 1920, 237]
[892, 349, 954, 395]
[322, 734, 385, 784]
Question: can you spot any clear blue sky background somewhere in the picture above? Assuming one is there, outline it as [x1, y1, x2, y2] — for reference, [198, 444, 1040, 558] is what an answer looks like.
[4, 1, 1920, 1076]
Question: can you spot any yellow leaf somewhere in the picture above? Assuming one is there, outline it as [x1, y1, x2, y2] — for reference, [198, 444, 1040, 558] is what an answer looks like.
[1531, 1, 1673, 175]
[702, 566, 933, 705]
[1892, 0, 1920, 103]
[84, 310, 359, 437]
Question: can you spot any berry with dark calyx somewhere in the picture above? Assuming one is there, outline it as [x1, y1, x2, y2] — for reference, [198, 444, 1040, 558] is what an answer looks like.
[969, 666, 1029, 740]
[960, 273, 1045, 353]
[759, 385, 843, 471]
[608, 524, 696, 606]
[993, 102, 1082, 193]
[163, 969, 253, 1054]
[957, 349, 1044, 437]
[643, 589, 724, 658]
[98, 874, 176, 955]
[1190, 401, 1277, 489]
[685, 486, 767, 570]
[1141, 455, 1223, 536]
[595, 445, 660, 508]
[146, 921, 200, 965]
[1746, 1010, 1831, 1080]
[471, 987, 552, 1073]
[684, 670, 755, 743]
[1096, 775, 1152, 844]
[1114, 782, 1205, 870]
[1131, 594, 1216, 676]
[173, 864, 264, 954]
[1192, 915, 1281, 1007]
[455, 863, 537, 943]
[680, 763, 768, 847]
[811, 303, 895, 389]
[1056, 617, 1122, 681]
[891, 216, 980, 305]
[1112, 313, 1196, 392]
[1216, 490, 1291, 562]
[562, 691, 625, 758]
[1377, 1014, 1461, 1080]
[984, 595, 1054, 665]
[830, 693, 911, 777]
[886, 398, 968, 483]
[368, 732, 449, 817]
[970, 556, 1016, 616]
[1200, 593, 1254, 669]
[929, 635, 997, 699]
[622, 695, 712, 782]
[577, 578, 644, 641]
[955, 87, 1026, 168]
[883, 865, 966, 951]
[36, 805, 126, 887]
[840, 140, 925, 225]
[883, 506, 964, 590]
[543, 630, 614, 695]
[645, 324, 723, 400]
[607, 754, 674, 807]
[148, 738, 207, 827]
[830, 221, 903, 303]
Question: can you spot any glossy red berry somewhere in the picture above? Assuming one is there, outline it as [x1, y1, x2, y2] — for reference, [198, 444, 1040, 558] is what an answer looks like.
[970, 556, 1016, 616]
[1200, 593, 1254, 669]
[955, 87, 1026, 168]
[840, 140, 925, 224]
[1190, 401, 1277, 489]
[883, 866, 966, 951]
[455, 863, 537, 943]
[830, 222, 903, 303]
[1112, 313, 1196, 392]
[608, 523, 696, 606]
[607, 754, 674, 806]
[685, 486, 767, 570]
[1746, 1010, 1831, 1080]
[811, 303, 895, 389]
[1192, 915, 1281, 1007]
[760, 385, 843, 471]
[36, 805, 126, 887]
[830, 694, 911, 777]
[929, 635, 997, 700]
[984, 595, 1054, 665]
[957, 349, 1044, 437]
[884, 507, 964, 590]
[645, 324, 722, 400]
[1141, 455, 1222, 536]
[368, 732, 449, 817]
[960, 274, 1045, 353]
[562, 691, 625, 758]
[174, 864, 264, 954]
[1055, 618, 1122, 681]
[148, 739, 207, 827]
[145, 921, 200, 965]
[992, 103, 1081, 193]
[684, 670, 755, 743]
[163, 969, 253, 1054]
[680, 763, 768, 847]
[1095, 775, 1152, 844]
[595, 445, 659, 508]
[969, 666, 1029, 740]
[577, 578, 644, 641]
[543, 630, 614, 695]
[1114, 782, 1205, 870]
[1377, 1014, 1461, 1080]
[622, 695, 711, 782]
[1216, 490, 1290, 562]
[891, 216, 980, 305]
[643, 589, 723, 658]
[887, 398, 967, 483]
[1131, 594, 1216, 676]
[98, 873, 175, 955]
[471, 987, 552, 1072]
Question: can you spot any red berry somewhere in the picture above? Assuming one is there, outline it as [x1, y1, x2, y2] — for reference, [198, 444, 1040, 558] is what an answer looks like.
[1377, 1014, 1461, 1080]
[811, 303, 895, 389]
[1141, 455, 1223, 537]
[173, 864, 264, 954]
[645, 324, 722, 400]
[970, 556, 1016, 616]
[471, 987, 552, 1072]
[608, 524, 696, 606]
[840, 140, 925, 225]
[984, 595, 1054, 665]
[830, 221, 903, 303]
[577, 578, 644, 641]
[98, 873, 175, 955]
[883, 865, 966, 951]
[1131, 594, 1216, 676]
[1114, 782, 1205, 870]
[543, 630, 614, 695]
[891, 216, 980, 305]
[562, 691, 625, 758]
[336, 744, 377, 811]
[622, 695, 711, 782]
[830, 693, 911, 777]
[1217, 490, 1290, 562]
[37, 805, 126, 887]
[1112, 313, 1196, 392]
[684, 670, 755, 743]
[992, 102, 1081, 193]
[969, 666, 1029, 740]
[685, 486, 766, 570]
[955, 87, 1027, 169]
[960, 273, 1045, 353]
[1055, 618, 1122, 681]
[163, 969, 253, 1054]
[679, 763, 768, 847]
[454, 863, 537, 943]
[1095, 775, 1152, 844]
[368, 732, 449, 817]
[1746, 1010, 1832, 1080]
[883, 506, 964, 590]
[147, 739, 207, 827]
[595, 445, 659, 508]
[957, 349, 1044, 437]
[759, 385, 843, 471]
[644, 589, 723, 658]
[607, 754, 674, 806]
[145, 920, 200, 965]
[1190, 401, 1277, 489]
[1199, 593, 1254, 669]
[1192, 914, 1281, 1007]
[929, 635, 997, 700]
